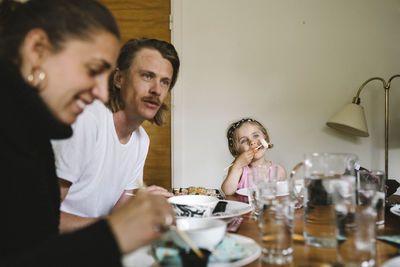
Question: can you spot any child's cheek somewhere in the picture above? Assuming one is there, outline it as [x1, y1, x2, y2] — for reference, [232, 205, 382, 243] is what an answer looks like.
[238, 145, 248, 153]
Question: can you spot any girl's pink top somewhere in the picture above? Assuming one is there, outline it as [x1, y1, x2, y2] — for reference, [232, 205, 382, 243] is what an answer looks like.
[237, 162, 280, 190]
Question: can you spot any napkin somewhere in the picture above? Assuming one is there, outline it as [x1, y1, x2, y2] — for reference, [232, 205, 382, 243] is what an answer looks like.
[152, 233, 252, 265]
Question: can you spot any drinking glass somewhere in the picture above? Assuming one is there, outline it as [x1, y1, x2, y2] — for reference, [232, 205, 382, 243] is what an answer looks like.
[289, 162, 305, 209]
[357, 170, 385, 226]
[289, 153, 358, 248]
[335, 177, 377, 266]
[247, 164, 270, 219]
[257, 167, 293, 264]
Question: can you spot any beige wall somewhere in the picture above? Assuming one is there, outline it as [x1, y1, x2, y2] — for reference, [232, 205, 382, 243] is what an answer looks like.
[171, 0, 400, 192]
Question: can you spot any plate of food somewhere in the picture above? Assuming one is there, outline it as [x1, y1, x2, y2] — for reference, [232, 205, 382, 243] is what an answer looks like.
[122, 233, 261, 267]
[168, 194, 252, 219]
[202, 200, 252, 220]
[172, 186, 225, 199]
[149, 233, 261, 267]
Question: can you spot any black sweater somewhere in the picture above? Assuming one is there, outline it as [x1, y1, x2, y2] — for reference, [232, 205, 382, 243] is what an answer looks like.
[0, 60, 122, 266]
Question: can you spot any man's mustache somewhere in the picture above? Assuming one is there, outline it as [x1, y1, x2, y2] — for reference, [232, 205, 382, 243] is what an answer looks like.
[142, 97, 161, 106]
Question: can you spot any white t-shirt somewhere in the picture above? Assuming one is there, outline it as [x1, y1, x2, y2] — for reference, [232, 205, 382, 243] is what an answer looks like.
[51, 100, 149, 217]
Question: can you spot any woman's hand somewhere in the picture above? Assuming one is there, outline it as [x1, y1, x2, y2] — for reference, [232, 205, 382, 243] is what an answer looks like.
[108, 190, 175, 254]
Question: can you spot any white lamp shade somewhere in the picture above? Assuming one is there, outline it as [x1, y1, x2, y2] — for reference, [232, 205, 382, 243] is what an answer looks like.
[326, 103, 369, 137]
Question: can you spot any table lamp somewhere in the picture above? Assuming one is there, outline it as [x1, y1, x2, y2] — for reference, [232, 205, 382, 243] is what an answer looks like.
[326, 75, 400, 180]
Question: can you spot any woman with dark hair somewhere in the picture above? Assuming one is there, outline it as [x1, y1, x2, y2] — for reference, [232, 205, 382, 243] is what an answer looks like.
[0, 0, 174, 266]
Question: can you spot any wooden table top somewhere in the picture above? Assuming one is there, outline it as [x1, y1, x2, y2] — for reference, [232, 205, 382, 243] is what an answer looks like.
[227, 195, 400, 267]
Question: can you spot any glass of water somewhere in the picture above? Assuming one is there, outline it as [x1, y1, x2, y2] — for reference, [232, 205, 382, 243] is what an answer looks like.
[257, 169, 293, 264]
[335, 177, 377, 267]
[247, 164, 271, 219]
[357, 170, 385, 226]
[289, 153, 359, 248]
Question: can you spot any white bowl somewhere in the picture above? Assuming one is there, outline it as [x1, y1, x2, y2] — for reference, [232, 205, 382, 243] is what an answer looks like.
[168, 195, 219, 217]
[171, 218, 227, 250]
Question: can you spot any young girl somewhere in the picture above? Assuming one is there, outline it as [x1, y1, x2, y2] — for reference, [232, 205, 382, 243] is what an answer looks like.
[221, 118, 286, 195]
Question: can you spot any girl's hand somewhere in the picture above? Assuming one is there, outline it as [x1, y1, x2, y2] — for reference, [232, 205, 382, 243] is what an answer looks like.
[232, 150, 254, 169]
[222, 150, 255, 196]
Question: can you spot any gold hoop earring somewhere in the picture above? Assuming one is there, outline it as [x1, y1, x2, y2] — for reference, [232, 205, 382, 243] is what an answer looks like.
[27, 67, 47, 91]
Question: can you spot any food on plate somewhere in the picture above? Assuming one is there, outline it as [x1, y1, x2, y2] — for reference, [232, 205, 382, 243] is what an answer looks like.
[172, 186, 224, 199]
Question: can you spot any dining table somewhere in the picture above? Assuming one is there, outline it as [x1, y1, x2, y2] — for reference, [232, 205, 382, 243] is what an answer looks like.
[227, 194, 400, 267]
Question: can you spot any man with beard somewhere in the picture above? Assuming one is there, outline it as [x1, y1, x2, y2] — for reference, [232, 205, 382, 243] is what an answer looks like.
[52, 38, 179, 233]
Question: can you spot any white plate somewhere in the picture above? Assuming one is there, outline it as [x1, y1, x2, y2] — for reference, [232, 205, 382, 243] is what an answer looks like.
[390, 205, 400, 216]
[122, 233, 261, 267]
[209, 233, 261, 267]
[175, 200, 252, 220]
[122, 246, 157, 267]
[235, 188, 249, 196]
[236, 182, 292, 197]
[382, 256, 400, 267]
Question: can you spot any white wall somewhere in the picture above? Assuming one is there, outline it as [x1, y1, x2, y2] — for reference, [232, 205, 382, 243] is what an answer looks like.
[171, 0, 400, 192]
